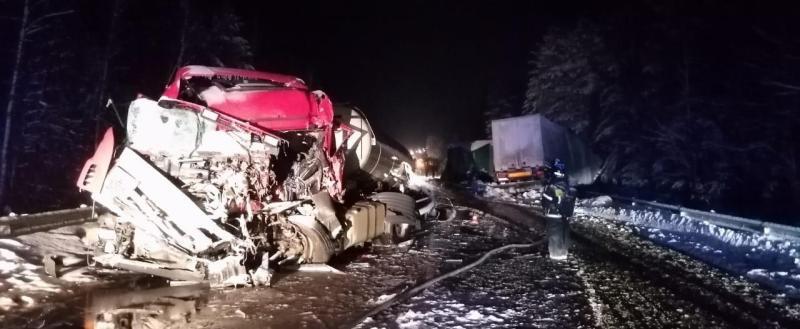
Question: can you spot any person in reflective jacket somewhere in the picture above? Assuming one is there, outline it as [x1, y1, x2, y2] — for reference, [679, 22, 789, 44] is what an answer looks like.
[542, 159, 572, 260]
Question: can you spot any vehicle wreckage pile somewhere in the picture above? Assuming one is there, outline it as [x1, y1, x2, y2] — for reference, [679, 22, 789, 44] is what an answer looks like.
[77, 66, 425, 287]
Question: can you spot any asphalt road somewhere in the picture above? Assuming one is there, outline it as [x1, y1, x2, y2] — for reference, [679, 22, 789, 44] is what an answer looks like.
[473, 197, 800, 329]
[3, 190, 800, 328]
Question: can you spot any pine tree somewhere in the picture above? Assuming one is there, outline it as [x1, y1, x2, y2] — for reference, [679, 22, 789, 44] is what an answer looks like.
[175, 2, 253, 69]
[523, 21, 619, 138]
[523, 20, 632, 184]
[483, 91, 519, 137]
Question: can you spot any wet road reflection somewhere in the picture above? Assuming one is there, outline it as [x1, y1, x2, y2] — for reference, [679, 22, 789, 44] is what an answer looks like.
[1, 277, 212, 329]
[84, 283, 209, 329]
[5, 244, 436, 329]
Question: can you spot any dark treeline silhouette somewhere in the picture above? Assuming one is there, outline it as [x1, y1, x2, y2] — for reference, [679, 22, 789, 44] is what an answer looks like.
[486, 2, 800, 223]
[0, 0, 252, 213]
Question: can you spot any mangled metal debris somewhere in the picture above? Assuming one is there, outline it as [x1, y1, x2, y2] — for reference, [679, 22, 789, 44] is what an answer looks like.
[77, 66, 428, 287]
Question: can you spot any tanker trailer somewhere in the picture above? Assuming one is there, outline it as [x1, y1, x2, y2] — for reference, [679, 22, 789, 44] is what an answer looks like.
[335, 105, 413, 191]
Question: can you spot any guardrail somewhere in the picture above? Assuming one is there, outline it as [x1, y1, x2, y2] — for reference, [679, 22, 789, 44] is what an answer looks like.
[0, 207, 98, 237]
[592, 193, 800, 241]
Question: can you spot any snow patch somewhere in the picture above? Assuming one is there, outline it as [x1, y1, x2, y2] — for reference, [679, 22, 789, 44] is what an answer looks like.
[747, 269, 769, 278]
[0, 248, 26, 274]
[578, 202, 800, 298]
[6, 276, 60, 292]
[482, 183, 540, 206]
[368, 293, 396, 305]
[576, 267, 605, 327]
[578, 195, 613, 207]
[395, 310, 424, 329]
[0, 232, 87, 297]
[0, 297, 15, 311]
[457, 309, 483, 322]
[0, 239, 25, 248]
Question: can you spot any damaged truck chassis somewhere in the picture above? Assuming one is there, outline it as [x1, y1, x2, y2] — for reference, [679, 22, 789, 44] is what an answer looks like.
[77, 66, 422, 287]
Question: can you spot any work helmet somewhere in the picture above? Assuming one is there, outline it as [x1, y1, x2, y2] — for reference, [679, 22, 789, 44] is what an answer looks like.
[553, 158, 566, 172]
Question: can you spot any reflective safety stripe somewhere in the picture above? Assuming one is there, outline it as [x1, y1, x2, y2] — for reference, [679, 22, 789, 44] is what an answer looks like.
[508, 171, 532, 178]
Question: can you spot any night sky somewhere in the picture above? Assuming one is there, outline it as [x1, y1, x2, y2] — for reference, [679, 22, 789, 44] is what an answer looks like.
[230, 0, 776, 147]
[235, 2, 548, 147]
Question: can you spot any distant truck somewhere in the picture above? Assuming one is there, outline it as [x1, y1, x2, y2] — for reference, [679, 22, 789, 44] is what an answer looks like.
[470, 140, 494, 175]
[491, 114, 600, 185]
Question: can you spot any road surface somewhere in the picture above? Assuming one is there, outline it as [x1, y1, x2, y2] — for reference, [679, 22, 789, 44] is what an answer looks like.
[1, 190, 799, 328]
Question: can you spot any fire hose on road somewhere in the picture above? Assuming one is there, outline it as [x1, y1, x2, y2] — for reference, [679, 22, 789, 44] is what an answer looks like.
[350, 238, 546, 328]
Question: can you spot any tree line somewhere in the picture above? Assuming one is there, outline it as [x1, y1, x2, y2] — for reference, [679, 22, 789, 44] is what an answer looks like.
[0, 0, 253, 213]
[487, 9, 800, 223]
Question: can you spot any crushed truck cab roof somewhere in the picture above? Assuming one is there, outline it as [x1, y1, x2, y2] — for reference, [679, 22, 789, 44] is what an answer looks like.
[161, 65, 333, 131]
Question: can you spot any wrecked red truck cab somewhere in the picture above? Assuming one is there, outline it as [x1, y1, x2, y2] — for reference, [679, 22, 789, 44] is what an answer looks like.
[77, 66, 420, 287]
[162, 65, 334, 132]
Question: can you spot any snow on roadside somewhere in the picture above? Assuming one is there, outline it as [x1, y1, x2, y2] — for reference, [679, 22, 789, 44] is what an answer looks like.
[576, 196, 800, 299]
[481, 183, 541, 206]
[0, 239, 61, 312]
[15, 227, 96, 283]
[368, 293, 396, 306]
[395, 309, 424, 329]
[0, 224, 99, 313]
[0, 240, 60, 292]
[393, 292, 507, 329]
[0, 296, 15, 311]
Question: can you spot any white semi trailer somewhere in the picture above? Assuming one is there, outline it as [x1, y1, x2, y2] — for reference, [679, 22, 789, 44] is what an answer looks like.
[491, 114, 600, 185]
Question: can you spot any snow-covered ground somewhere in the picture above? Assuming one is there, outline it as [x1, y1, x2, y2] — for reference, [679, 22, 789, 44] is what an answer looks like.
[4, 188, 800, 328]
[479, 184, 800, 300]
[358, 199, 597, 329]
[367, 192, 800, 328]
[576, 196, 800, 299]
[2, 196, 599, 329]
[472, 187, 800, 326]
[0, 224, 99, 312]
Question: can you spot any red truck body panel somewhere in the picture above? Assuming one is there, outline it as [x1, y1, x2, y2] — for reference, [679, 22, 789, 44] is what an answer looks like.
[74, 66, 420, 287]
[76, 128, 115, 194]
[162, 65, 333, 132]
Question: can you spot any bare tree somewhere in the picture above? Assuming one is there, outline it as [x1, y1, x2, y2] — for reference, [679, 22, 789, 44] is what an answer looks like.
[173, 0, 190, 70]
[0, 0, 72, 210]
[0, 0, 29, 211]
[95, 0, 124, 112]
